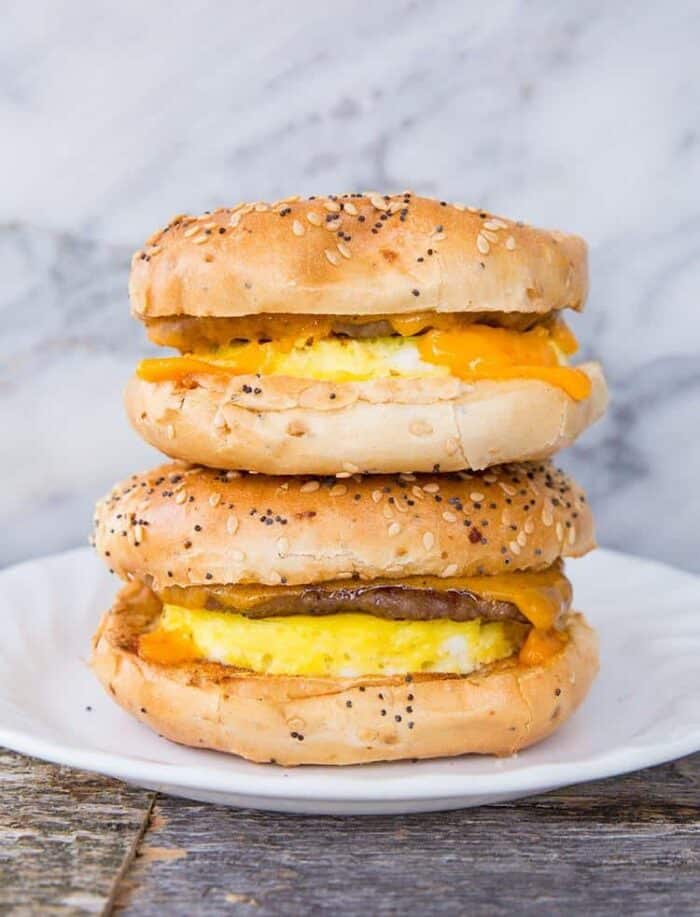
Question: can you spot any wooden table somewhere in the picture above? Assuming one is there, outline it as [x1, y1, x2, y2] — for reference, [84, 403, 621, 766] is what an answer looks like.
[1, 750, 697, 915]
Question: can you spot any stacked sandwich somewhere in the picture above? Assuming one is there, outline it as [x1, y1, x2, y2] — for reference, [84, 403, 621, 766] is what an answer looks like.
[92, 193, 608, 765]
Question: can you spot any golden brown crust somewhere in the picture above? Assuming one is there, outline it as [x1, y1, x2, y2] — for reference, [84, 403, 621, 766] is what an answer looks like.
[91, 582, 599, 765]
[92, 460, 595, 590]
[125, 363, 608, 475]
[130, 194, 588, 319]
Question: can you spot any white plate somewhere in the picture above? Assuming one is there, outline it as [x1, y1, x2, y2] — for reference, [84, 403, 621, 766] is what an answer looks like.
[0, 547, 698, 814]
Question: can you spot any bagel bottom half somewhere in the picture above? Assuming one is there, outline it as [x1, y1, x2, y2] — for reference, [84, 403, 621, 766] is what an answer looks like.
[125, 363, 608, 474]
[91, 582, 599, 766]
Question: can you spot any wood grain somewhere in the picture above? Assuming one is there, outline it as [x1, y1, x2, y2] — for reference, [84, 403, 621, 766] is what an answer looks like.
[1, 750, 698, 916]
[117, 755, 699, 916]
[0, 750, 154, 915]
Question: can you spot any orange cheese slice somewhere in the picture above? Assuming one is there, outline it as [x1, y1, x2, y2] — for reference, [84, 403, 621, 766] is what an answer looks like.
[135, 321, 590, 400]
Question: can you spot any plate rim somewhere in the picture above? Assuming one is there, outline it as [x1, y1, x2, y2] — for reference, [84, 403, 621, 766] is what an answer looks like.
[1, 545, 699, 803]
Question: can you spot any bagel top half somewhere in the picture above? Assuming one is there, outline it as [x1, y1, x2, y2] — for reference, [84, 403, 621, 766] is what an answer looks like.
[93, 460, 594, 591]
[131, 193, 587, 319]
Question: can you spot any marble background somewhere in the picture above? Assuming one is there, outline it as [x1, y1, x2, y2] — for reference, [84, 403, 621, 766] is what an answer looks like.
[1, 0, 699, 571]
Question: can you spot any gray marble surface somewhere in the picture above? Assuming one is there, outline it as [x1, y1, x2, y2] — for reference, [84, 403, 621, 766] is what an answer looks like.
[2, 1, 699, 571]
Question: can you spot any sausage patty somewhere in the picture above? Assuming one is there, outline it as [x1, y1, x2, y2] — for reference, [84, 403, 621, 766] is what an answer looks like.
[160, 582, 529, 624]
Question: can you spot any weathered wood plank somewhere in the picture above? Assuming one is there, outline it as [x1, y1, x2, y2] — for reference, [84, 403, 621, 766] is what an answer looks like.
[115, 754, 699, 917]
[0, 750, 154, 916]
[1, 751, 697, 915]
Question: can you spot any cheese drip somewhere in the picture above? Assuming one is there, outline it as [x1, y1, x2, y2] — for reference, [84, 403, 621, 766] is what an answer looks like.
[136, 320, 591, 400]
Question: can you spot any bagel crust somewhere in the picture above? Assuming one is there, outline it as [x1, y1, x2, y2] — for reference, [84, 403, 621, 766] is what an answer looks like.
[125, 362, 607, 476]
[91, 582, 599, 765]
[92, 460, 594, 591]
[130, 194, 588, 319]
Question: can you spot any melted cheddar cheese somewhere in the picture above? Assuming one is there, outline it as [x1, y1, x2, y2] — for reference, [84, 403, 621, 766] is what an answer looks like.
[136, 319, 591, 400]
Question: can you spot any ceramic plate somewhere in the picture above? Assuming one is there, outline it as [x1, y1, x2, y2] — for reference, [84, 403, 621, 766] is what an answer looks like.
[0, 547, 698, 814]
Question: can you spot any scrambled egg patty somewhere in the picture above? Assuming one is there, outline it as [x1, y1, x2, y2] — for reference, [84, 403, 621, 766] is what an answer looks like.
[208, 337, 449, 382]
[144, 605, 528, 677]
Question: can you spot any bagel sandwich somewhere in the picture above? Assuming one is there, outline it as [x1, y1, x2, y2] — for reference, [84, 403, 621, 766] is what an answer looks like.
[91, 460, 599, 766]
[127, 193, 608, 475]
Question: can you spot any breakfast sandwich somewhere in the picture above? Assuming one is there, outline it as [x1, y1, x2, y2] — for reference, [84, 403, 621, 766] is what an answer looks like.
[127, 193, 608, 475]
[91, 461, 598, 766]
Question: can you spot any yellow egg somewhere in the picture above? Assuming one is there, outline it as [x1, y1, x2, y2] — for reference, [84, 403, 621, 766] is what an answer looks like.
[209, 337, 449, 382]
[158, 605, 527, 677]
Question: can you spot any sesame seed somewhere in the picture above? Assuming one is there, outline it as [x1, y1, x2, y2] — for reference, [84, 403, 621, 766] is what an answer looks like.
[476, 234, 490, 254]
[166, 424, 175, 440]
[453, 202, 466, 211]
[193, 235, 209, 245]
[369, 194, 389, 211]
[556, 521, 564, 542]
[371, 490, 383, 504]
[482, 229, 499, 243]
[226, 515, 239, 535]
[441, 563, 458, 578]
[388, 522, 401, 537]
[292, 220, 304, 236]
[431, 232, 446, 242]
[343, 201, 358, 215]
[307, 212, 322, 226]
[175, 490, 187, 505]
[482, 219, 501, 231]
[337, 241, 351, 259]
[300, 480, 320, 493]
[409, 420, 433, 437]
[209, 493, 221, 507]
[423, 483, 440, 494]
[133, 524, 143, 544]
[330, 484, 348, 497]
[421, 532, 435, 553]
[268, 570, 282, 585]
[254, 202, 269, 212]
[324, 200, 341, 212]
[517, 531, 527, 547]
[229, 212, 243, 228]
[335, 471, 352, 479]
[505, 236, 516, 250]
[183, 226, 199, 238]
[324, 249, 340, 266]
[382, 505, 394, 520]
[509, 541, 521, 555]
[442, 511, 457, 523]
[470, 492, 485, 502]
[343, 462, 360, 473]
